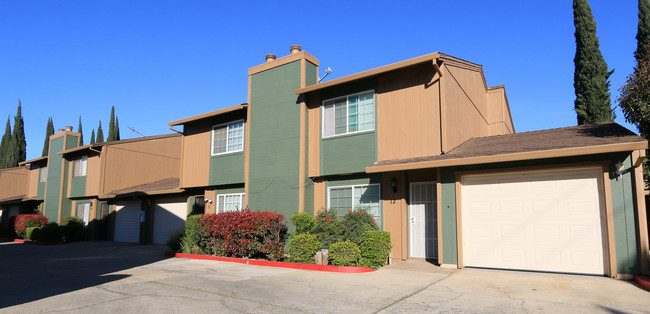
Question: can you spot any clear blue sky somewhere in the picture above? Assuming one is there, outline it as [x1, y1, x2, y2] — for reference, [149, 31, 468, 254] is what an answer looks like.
[0, 1, 641, 161]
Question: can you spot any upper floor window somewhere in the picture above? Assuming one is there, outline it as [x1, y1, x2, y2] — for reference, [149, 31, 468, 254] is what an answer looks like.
[38, 166, 47, 183]
[212, 120, 244, 156]
[73, 156, 87, 177]
[322, 91, 375, 138]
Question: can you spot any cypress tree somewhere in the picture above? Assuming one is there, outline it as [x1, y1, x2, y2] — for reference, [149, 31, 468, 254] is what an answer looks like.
[78, 116, 84, 146]
[0, 117, 11, 168]
[41, 117, 54, 157]
[107, 106, 116, 141]
[90, 129, 95, 144]
[636, 0, 650, 62]
[96, 121, 104, 143]
[115, 116, 120, 141]
[573, 0, 614, 124]
[11, 100, 27, 166]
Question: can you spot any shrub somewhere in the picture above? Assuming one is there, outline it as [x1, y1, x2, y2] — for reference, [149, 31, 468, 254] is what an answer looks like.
[290, 212, 315, 234]
[341, 209, 379, 244]
[329, 241, 361, 266]
[35, 225, 64, 242]
[359, 231, 391, 269]
[181, 214, 203, 254]
[26, 226, 42, 240]
[287, 233, 321, 264]
[61, 216, 83, 226]
[313, 209, 343, 249]
[0, 222, 11, 238]
[63, 224, 85, 242]
[14, 214, 49, 239]
[198, 209, 286, 261]
[167, 228, 184, 252]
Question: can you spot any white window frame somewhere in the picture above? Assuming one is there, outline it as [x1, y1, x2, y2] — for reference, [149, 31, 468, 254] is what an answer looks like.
[73, 156, 88, 177]
[327, 183, 381, 226]
[75, 202, 90, 226]
[211, 120, 245, 156]
[216, 193, 245, 213]
[321, 90, 375, 138]
[39, 166, 47, 183]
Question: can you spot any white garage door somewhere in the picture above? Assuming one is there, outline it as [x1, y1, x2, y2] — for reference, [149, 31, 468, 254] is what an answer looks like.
[114, 201, 141, 243]
[461, 168, 607, 275]
[152, 201, 187, 245]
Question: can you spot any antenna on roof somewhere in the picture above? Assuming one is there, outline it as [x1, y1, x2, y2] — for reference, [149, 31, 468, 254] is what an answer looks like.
[318, 67, 332, 83]
[128, 126, 145, 137]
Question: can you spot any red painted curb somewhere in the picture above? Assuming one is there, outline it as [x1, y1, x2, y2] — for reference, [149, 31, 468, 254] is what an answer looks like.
[175, 253, 375, 273]
[14, 239, 27, 243]
[13, 239, 65, 245]
[635, 275, 650, 291]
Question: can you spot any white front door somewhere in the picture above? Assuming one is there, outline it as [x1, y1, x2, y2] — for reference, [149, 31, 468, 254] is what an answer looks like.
[409, 182, 437, 259]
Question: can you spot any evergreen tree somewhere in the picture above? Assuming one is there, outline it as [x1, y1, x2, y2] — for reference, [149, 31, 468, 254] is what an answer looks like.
[11, 100, 27, 166]
[107, 106, 116, 141]
[573, 0, 614, 124]
[115, 116, 120, 141]
[636, 0, 650, 62]
[90, 129, 95, 144]
[0, 117, 11, 168]
[96, 121, 104, 143]
[78, 116, 84, 146]
[41, 117, 54, 157]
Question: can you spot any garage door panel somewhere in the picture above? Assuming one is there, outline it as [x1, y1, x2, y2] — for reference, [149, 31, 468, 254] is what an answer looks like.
[462, 168, 607, 275]
[153, 201, 187, 245]
[114, 201, 141, 243]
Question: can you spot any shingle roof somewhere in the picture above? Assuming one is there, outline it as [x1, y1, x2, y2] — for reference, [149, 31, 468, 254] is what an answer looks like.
[103, 177, 181, 197]
[367, 122, 647, 172]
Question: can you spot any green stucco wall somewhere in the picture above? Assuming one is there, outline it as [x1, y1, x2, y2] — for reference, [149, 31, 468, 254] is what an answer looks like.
[37, 180, 46, 200]
[70, 174, 87, 198]
[440, 168, 458, 265]
[609, 154, 639, 274]
[43, 137, 64, 222]
[321, 132, 376, 175]
[248, 61, 302, 217]
[209, 152, 245, 185]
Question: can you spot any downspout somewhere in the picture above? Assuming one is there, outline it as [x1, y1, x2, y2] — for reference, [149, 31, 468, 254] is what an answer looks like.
[435, 57, 446, 154]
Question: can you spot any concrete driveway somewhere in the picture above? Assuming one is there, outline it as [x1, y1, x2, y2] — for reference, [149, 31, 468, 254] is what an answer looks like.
[0, 241, 648, 313]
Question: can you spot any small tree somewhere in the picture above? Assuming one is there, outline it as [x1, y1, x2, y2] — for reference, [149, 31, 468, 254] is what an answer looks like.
[11, 100, 27, 166]
[41, 117, 54, 157]
[96, 121, 104, 143]
[107, 106, 116, 141]
[77, 116, 84, 146]
[90, 129, 95, 144]
[115, 116, 120, 141]
[0, 117, 11, 168]
[636, 0, 650, 61]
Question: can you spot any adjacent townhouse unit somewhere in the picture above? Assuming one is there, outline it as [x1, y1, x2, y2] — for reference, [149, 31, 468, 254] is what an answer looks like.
[1, 45, 648, 278]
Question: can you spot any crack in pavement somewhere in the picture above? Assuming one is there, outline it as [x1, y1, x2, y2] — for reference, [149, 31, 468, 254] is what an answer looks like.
[374, 273, 453, 313]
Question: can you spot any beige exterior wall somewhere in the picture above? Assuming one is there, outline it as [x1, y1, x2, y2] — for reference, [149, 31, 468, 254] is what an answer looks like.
[26, 167, 39, 199]
[0, 167, 29, 200]
[307, 93, 321, 177]
[377, 65, 442, 162]
[180, 121, 211, 188]
[101, 136, 182, 194]
[487, 87, 515, 135]
[382, 171, 407, 262]
[86, 155, 101, 196]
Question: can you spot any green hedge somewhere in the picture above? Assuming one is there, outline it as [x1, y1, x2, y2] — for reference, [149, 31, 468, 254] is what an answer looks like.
[290, 212, 315, 234]
[63, 225, 84, 242]
[287, 233, 321, 264]
[180, 214, 203, 254]
[329, 241, 361, 266]
[61, 216, 83, 226]
[30, 225, 64, 242]
[359, 231, 391, 269]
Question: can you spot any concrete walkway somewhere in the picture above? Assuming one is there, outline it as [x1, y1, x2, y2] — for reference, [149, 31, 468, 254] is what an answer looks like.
[1, 242, 648, 313]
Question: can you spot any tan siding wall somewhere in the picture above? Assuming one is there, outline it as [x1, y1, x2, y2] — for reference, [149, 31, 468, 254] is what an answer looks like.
[26, 168, 39, 198]
[313, 179, 325, 215]
[181, 121, 211, 188]
[383, 171, 407, 261]
[0, 167, 29, 200]
[443, 64, 490, 151]
[307, 92, 321, 177]
[86, 155, 101, 196]
[377, 65, 441, 161]
[101, 136, 182, 194]
[487, 88, 514, 135]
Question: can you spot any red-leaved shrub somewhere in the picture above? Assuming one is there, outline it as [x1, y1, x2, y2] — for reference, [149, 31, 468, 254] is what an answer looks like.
[14, 214, 49, 239]
[198, 209, 286, 261]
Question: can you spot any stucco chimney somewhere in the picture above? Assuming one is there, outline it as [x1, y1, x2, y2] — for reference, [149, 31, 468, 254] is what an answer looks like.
[265, 54, 276, 62]
[290, 45, 301, 54]
[65, 126, 73, 132]
[58, 128, 65, 133]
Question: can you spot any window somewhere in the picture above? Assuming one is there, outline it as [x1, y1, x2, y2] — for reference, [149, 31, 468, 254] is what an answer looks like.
[75, 202, 90, 226]
[39, 166, 47, 183]
[190, 196, 205, 215]
[323, 91, 375, 138]
[212, 120, 244, 155]
[73, 156, 87, 177]
[328, 184, 381, 226]
[217, 193, 245, 213]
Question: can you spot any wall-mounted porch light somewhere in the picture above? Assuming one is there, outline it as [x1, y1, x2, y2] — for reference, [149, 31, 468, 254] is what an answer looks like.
[391, 178, 398, 193]
[615, 161, 625, 177]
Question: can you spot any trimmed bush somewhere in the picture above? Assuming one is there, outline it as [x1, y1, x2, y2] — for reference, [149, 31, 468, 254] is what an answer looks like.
[0, 222, 11, 238]
[181, 214, 203, 254]
[313, 209, 343, 249]
[14, 214, 49, 239]
[290, 212, 315, 234]
[341, 209, 379, 244]
[26, 226, 41, 240]
[61, 216, 83, 226]
[35, 225, 64, 242]
[287, 233, 321, 264]
[63, 225, 85, 242]
[359, 231, 391, 269]
[329, 241, 361, 266]
[167, 228, 184, 252]
[198, 209, 286, 261]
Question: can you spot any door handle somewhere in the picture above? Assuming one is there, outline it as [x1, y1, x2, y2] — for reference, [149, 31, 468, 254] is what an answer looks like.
[410, 216, 415, 223]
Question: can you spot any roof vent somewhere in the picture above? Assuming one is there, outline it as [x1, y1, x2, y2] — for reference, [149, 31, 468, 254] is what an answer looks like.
[290, 45, 301, 54]
[265, 54, 276, 63]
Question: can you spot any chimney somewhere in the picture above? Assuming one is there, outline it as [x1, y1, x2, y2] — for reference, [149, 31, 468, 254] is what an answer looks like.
[65, 126, 73, 132]
[58, 128, 65, 133]
[265, 54, 276, 63]
[290, 45, 301, 54]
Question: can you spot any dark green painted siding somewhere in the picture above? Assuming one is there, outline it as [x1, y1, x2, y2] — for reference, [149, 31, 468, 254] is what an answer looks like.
[248, 61, 302, 217]
[321, 132, 375, 175]
[305, 61, 318, 86]
[215, 186, 245, 195]
[209, 152, 245, 185]
[70, 174, 87, 198]
[440, 168, 458, 265]
[609, 154, 639, 274]
[37, 180, 46, 200]
[43, 137, 64, 222]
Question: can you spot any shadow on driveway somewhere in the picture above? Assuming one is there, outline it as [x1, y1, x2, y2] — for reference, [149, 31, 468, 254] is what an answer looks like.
[0, 241, 169, 308]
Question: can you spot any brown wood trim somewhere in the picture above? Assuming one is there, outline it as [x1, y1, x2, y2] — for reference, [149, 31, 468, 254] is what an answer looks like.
[436, 168, 443, 264]
[298, 58, 306, 213]
[57, 136, 68, 224]
[98, 147, 108, 196]
[454, 161, 610, 178]
[66, 160, 72, 199]
[366, 141, 648, 173]
[455, 177, 463, 268]
[249, 51, 319, 76]
[244, 75, 252, 206]
[439, 63, 447, 154]
[168, 104, 248, 126]
[601, 164, 618, 278]
[632, 150, 649, 274]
